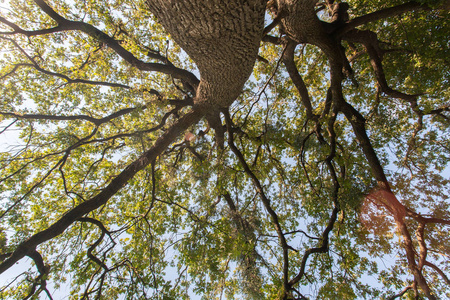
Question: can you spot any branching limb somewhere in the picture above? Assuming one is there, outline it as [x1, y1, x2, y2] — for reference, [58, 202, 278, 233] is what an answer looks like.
[23, 250, 52, 300]
[424, 261, 450, 286]
[343, 29, 420, 103]
[262, 34, 282, 44]
[77, 217, 115, 284]
[387, 285, 413, 300]
[339, 100, 437, 299]
[0, 127, 99, 218]
[224, 110, 291, 293]
[288, 107, 341, 290]
[288, 191, 340, 288]
[341, 29, 441, 168]
[0, 60, 129, 88]
[1, 0, 200, 90]
[0, 109, 203, 275]
[282, 41, 317, 120]
[428, 105, 450, 117]
[0, 92, 178, 127]
[0, 16, 67, 36]
[335, 1, 429, 37]
[0, 103, 193, 202]
[1, 151, 68, 219]
[406, 209, 450, 225]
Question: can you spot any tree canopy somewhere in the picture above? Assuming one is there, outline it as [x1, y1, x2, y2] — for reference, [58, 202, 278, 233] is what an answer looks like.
[0, 0, 449, 299]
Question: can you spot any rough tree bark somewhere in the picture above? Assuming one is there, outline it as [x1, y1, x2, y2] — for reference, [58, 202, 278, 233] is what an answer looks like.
[147, 0, 266, 145]
[147, 0, 266, 109]
[0, 1, 447, 299]
[268, 1, 439, 299]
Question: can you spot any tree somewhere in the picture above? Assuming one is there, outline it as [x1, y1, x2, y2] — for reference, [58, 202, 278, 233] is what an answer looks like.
[0, 0, 449, 298]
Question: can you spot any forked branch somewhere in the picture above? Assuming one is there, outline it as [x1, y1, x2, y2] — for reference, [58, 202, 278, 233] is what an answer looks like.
[0, 109, 203, 275]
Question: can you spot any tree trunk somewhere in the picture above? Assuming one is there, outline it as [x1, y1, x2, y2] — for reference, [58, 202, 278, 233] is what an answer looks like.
[147, 0, 266, 108]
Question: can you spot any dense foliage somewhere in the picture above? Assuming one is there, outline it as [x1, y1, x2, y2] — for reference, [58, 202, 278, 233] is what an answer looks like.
[0, 0, 449, 299]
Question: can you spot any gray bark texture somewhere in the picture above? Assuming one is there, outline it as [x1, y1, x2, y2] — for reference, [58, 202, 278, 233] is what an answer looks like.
[277, 0, 323, 43]
[147, 0, 266, 109]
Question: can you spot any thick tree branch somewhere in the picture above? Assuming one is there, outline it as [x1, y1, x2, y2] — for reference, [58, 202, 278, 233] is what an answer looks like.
[0, 93, 170, 127]
[16, 0, 200, 89]
[424, 261, 450, 286]
[1, 62, 130, 89]
[339, 100, 436, 299]
[0, 109, 203, 274]
[387, 285, 413, 300]
[416, 223, 427, 270]
[406, 209, 450, 225]
[335, 1, 429, 37]
[288, 202, 339, 288]
[23, 250, 52, 300]
[282, 41, 316, 120]
[343, 29, 420, 103]
[0, 16, 65, 36]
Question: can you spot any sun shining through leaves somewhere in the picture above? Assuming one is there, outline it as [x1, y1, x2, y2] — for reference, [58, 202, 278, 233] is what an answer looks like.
[0, 0, 449, 299]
